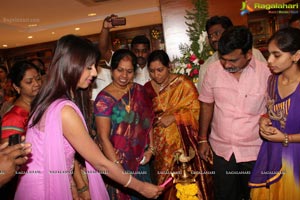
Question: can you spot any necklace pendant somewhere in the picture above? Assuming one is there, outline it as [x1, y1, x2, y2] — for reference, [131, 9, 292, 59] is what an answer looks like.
[125, 105, 131, 113]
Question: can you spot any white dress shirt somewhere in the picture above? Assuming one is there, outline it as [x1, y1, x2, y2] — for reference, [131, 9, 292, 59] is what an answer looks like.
[134, 65, 151, 85]
[91, 67, 112, 101]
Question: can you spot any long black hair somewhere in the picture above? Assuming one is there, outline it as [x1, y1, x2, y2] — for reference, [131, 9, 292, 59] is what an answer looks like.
[29, 34, 100, 127]
[268, 27, 300, 55]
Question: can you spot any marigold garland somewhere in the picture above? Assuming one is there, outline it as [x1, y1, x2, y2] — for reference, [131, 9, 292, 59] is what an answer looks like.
[175, 183, 199, 200]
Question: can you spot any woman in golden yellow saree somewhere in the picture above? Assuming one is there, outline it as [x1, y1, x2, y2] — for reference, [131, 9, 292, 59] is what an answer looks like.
[144, 50, 213, 200]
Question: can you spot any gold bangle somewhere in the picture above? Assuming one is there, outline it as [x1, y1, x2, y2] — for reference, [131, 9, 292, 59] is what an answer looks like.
[77, 185, 88, 193]
[124, 174, 132, 187]
[198, 140, 208, 144]
[148, 146, 156, 155]
[282, 134, 289, 147]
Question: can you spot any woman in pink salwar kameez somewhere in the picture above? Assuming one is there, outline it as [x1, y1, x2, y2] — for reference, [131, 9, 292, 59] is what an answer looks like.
[14, 34, 163, 200]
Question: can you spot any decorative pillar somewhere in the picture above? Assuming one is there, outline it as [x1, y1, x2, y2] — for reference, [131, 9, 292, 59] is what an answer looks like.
[159, 0, 194, 60]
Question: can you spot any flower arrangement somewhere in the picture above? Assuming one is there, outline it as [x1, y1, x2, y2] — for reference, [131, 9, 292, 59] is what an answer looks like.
[175, 183, 199, 200]
[172, 0, 212, 83]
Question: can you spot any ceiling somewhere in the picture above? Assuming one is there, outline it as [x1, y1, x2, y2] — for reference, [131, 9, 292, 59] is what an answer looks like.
[0, 0, 162, 49]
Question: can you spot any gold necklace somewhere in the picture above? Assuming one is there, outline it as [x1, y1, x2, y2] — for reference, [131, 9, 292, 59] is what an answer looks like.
[112, 82, 131, 113]
[157, 75, 170, 91]
[121, 89, 131, 113]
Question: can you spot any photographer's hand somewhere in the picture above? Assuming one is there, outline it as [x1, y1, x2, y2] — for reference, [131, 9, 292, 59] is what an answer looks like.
[103, 14, 118, 29]
[0, 142, 31, 187]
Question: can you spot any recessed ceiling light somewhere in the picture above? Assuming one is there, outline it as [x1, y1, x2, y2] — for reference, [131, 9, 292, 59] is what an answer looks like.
[28, 36, 33, 39]
[51, 32, 55, 34]
[88, 13, 96, 17]
[28, 24, 37, 27]
[75, 27, 80, 31]
[2, 44, 8, 48]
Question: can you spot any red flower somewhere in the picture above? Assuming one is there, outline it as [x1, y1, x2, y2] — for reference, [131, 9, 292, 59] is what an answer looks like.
[186, 63, 192, 69]
[189, 54, 197, 62]
[193, 68, 199, 75]
[199, 59, 204, 65]
[189, 68, 199, 77]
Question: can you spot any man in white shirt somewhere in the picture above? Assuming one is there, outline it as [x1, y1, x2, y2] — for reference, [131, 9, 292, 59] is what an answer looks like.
[91, 65, 112, 101]
[197, 16, 266, 93]
[91, 15, 151, 101]
[130, 35, 151, 84]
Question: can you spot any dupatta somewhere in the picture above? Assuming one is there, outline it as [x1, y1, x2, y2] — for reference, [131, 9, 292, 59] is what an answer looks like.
[45, 99, 109, 199]
[15, 99, 109, 200]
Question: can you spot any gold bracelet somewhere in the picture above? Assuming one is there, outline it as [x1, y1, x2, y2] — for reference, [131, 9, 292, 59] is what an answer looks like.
[124, 174, 132, 187]
[77, 185, 88, 193]
[198, 140, 208, 144]
[148, 146, 156, 156]
[282, 134, 289, 147]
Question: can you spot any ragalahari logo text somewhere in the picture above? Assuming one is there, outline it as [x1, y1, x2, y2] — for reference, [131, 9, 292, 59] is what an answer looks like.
[240, 1, 254, 15]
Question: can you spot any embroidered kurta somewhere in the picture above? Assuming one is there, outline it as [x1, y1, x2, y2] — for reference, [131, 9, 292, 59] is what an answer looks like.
[249, 75, 300, 199]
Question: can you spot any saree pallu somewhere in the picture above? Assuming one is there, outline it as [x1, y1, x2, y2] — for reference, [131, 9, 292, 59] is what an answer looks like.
[144, 75, 214, 200]
[1, 105, 29, 139]
[94, 83, 154, 200]
[249, 75, 300, 199]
